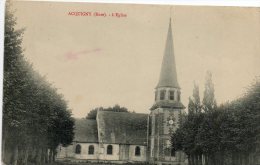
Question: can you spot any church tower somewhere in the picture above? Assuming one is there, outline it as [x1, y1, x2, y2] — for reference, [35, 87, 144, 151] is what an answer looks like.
[148, 18, 185, 165]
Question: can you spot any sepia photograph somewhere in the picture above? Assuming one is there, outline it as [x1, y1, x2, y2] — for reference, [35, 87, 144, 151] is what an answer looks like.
[2, 1, 260, 165]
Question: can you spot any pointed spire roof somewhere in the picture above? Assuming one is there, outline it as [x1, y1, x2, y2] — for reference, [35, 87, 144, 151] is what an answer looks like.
[156, 18, 180, 89]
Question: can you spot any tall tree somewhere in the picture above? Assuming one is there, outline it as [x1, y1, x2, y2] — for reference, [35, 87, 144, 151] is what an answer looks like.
[3, 3, 27, 164]
[202, 71, 217, 112]
[3, 4, 75, 165]
[188, 82, 201, 114]
[173, 78, 260, 165]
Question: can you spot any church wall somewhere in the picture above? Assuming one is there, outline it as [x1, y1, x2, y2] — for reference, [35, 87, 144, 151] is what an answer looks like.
[56, 144, 75, 159]
[163, 109, 180, 135]
[56, 145, 66, 159]
[56, 143, 99, 160]
[98, 144, 120, 161]
[119, 144, 130, 161]
[128, 145, 147, 162]
[74, 143, 99, 160]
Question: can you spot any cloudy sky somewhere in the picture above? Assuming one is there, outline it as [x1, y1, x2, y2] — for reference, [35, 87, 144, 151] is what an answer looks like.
[11, 2, 260, 118]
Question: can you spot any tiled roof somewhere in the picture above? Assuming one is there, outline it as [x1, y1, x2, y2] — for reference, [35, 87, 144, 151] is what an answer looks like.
[74, 118, 98, 143]
[97, 111, 148, 145]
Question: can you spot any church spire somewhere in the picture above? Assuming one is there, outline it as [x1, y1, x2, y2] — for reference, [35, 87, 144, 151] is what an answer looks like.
[156, 18, 180, 89]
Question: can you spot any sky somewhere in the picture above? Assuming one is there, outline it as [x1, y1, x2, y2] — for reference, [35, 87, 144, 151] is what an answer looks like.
[11, 2, 260, 118]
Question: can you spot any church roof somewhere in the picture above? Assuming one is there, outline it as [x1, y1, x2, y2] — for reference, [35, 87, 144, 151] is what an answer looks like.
[74, 118, 98, 143]
[157, 18, 180, 89]
[97, 111, 148, 145]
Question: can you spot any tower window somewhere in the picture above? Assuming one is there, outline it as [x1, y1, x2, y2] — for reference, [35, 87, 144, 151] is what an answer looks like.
[160, 90, 166, 100]
[88, 145, 94, 155]
[75, 144, 81, 154]
[155, 91, 158, 101]
[177, 91, 181, 101]
[169, 91, 174, 100]
[107, 145, 113, 155]
[135, 146, 141, 156]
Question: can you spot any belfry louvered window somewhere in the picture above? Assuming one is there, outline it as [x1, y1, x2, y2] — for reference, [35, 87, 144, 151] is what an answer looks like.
[160, 90, 166, 100]
[169, 90, 174, 100]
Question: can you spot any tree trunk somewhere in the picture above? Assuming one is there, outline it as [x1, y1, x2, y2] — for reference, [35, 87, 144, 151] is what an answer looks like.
[2, 134, 6, 163]
[216, 153, 220, 165]
[188, 154, 192, 165]
[204, 154, 209, 165]
[209, 154, 215, 165]
[232, 152, 236, 165]
[35, 147, 42, 165]
[30, 146, 36, 163]
[49, 148, 53, 163]
[41, 148, 45, 164]
[195, 154, 199, 165]
[52, 148, 56, 162]
[10, 144, 18, 165]
[220, 151, 225, 165]
[192, 154, 196, 165]
[44, 148, 48, 163]
[2, 127, 8, 164]
[204, 154, 208, 165]
[198, 154, 203, 165]
[242, 153, 248, 165]
[191, 154, 194, 165]
[21, 146, 29, 165]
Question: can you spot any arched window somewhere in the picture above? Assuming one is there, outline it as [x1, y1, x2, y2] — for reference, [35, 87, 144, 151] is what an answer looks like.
[160, 90, 166, 100]
[107, 145, 113, 155]
[169, 90, 174, 100]
[135, 146, 141, 156]
[75, 144, 81, 154]
[88, 145, 94, 155]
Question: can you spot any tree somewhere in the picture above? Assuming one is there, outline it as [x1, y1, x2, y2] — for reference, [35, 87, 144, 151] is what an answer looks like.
[86, 104, 129, 119]
[173, 78, 260, 165]
[202, 71, 217, 112]
[188, 82, 202, 114]
[3, 4, 27, 164]
[3, 4, 75, 165]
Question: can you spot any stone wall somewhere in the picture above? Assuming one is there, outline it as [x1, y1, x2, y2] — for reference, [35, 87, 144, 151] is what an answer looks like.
[98, 144, 120, 161]
[128, 145, 147, 162]
[56, 143, 99, 160]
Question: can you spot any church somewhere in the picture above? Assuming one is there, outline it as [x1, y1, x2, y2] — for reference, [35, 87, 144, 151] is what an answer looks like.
[57, 19, 186, 165]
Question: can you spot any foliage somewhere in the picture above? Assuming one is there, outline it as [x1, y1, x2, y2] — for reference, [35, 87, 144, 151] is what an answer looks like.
[172, 77, 260, 165]
[3, 4, 74, 165]
[202, 71, 217, 112]
[188, 82, 201, 114]
[86, 104, 129, 120]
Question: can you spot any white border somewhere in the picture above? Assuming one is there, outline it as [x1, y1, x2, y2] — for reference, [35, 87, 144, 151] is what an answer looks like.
[13, 0, 260, 7]
[0, 0, 259, 163]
